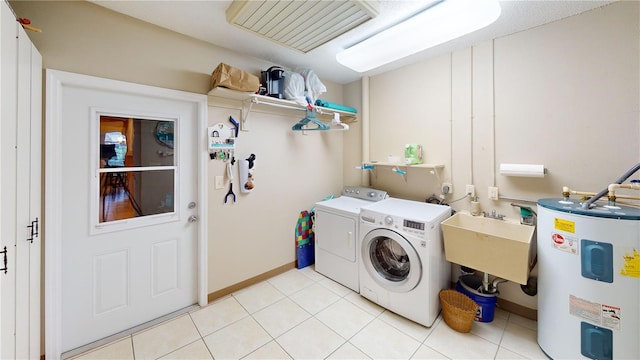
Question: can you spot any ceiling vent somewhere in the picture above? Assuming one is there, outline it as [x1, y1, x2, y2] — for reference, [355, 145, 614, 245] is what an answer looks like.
[226, 0, 379, 53]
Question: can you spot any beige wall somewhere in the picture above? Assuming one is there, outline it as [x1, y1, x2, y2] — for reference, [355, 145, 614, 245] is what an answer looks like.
[369, 55, 453, 201]
[342, 80, 365, 186]
[11, 1, 256, 94]
[205, 93, 346, 291]
[10, 1, 349, 294]
[367, 1, 639, 309]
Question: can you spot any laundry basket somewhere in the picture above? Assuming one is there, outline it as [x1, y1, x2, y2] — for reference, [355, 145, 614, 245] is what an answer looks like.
[439, 289, 479, 333]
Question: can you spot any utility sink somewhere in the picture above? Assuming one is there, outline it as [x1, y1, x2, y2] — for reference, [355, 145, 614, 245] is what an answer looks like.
[441, 212, 535, 284]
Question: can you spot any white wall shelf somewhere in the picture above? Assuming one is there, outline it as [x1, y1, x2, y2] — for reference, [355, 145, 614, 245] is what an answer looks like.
[366, 161, 444, 169]
[364, 162, 444, 183]
[208, 87, 357, 131]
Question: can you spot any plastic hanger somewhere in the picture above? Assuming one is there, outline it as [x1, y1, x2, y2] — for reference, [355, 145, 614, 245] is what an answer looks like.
[291, 108, 329, 131]
[330, 113, 349, 131]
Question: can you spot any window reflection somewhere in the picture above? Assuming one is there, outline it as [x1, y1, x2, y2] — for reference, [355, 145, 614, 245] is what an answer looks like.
[99, 170, 175, 223]
[103, 132, 127, 166]
[99, 116, 174, 168]
[99, 116, 176, 223]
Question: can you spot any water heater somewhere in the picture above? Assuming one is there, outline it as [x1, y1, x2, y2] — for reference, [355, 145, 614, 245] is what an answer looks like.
[537, 199, 640, 359]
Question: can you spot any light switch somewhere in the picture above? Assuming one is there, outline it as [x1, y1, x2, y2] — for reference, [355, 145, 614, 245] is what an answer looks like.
[215, 176, 224, 189]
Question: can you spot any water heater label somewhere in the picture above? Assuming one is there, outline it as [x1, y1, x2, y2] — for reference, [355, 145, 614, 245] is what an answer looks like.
[554, 217, 575, 233]
[551, 233, 579, 254]
[569, 295, 601, 323]
[570, 295, 622, 330]
[601, 304, 621, 330]
[620, 248, 640, 278]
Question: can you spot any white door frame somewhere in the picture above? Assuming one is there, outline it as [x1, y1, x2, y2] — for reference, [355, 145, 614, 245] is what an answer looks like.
[44, 69, 208, 359]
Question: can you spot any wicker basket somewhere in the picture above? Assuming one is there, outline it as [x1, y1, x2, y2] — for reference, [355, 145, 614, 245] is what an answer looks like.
[439, 289, 479, 333]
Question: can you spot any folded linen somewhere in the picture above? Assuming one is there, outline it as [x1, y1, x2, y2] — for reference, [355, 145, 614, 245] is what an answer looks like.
[314, 99, 357, 114]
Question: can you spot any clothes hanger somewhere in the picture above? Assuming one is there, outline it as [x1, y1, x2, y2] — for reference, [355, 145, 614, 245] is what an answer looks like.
[291, 107, 329, 131]
[330, 113, 349, 131]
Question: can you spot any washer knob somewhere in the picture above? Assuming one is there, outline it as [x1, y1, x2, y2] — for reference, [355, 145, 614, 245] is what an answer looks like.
[384, 215, 393, 226]
[368, 191, 376, 198]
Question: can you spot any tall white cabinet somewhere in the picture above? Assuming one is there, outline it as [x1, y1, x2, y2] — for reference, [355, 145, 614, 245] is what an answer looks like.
[0, 1, 42, 359]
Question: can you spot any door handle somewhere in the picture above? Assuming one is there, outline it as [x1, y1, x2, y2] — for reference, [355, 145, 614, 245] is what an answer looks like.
[188, 215, 198, 223]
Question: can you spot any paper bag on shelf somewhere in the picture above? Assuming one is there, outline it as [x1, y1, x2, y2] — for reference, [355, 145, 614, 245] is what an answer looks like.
[209, 63, 260, 92]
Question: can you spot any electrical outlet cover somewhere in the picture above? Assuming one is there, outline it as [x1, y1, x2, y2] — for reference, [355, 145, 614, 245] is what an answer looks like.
[465, 184, 475, 197]
[488, 186, 499, 200]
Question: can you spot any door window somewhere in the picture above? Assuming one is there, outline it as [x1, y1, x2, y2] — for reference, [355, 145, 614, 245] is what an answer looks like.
[369, 236, 411, 282]
[94, 114, 178, 231]
[361, 228, 421, 292]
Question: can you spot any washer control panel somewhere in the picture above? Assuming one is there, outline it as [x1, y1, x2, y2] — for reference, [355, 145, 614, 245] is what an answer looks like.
[404, 219, 425, 231]
[361, 211, 427, 238]
[403, 219, 427, 237]
[342, 186, 388, 201]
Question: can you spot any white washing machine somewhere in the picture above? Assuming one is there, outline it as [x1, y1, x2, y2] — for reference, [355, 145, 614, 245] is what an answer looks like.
[358, 198, 451, 327]
[314, 186, 388, 292]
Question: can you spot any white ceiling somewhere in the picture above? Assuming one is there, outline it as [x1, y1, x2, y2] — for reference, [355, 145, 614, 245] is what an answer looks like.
[91, 0, 615, 85]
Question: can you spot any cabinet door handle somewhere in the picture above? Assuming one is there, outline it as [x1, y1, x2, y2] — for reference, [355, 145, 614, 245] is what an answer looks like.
[27, 217, 39, 243]
[1, 246, 7, 274]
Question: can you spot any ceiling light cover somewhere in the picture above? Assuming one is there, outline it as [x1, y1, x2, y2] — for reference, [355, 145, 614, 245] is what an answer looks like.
[227, 0, 379, 53]
[336, 0, 501, 72]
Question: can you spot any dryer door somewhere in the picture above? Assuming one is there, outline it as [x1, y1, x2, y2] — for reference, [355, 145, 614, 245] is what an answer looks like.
[315, 210, 356, 261]
[361, 228, 421, 292]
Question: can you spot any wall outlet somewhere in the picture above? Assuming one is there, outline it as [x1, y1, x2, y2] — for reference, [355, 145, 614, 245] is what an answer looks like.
[215, 175, 224, 189]
[465, 184, 475, 197]
[441, 182, 452, 195]
[488, 186, 499, 200]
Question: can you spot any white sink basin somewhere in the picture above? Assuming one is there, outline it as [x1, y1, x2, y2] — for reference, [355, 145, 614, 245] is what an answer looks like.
[441, 212, 535, 284]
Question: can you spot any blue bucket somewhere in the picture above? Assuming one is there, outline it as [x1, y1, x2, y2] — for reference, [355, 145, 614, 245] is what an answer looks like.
[456, 275, 497, 323]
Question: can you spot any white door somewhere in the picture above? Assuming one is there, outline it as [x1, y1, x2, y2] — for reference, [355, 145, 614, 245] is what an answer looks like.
[0, 3, 19, 358]
[1, 5, 42, 359]
[45, 70, 208, 355]
[15, 21, 42, 360]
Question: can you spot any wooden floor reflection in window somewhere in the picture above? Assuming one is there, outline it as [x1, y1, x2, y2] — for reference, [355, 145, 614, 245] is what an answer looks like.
[100, 187, 138, 222]
[100, 171, 143, 222]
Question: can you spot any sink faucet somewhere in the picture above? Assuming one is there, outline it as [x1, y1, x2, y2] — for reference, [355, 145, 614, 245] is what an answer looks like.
[510, 203, 537, 226]
[483, 209, 505, 220]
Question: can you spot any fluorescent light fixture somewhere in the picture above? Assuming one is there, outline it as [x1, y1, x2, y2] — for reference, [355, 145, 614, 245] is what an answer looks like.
[336, 0, 501, 72]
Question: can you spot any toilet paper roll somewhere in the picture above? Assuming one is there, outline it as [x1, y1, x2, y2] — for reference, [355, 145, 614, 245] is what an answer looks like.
[499, 163, 545, 177]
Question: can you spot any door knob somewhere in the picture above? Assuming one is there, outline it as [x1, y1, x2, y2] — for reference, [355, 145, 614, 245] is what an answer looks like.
[188, 215, 198, 223]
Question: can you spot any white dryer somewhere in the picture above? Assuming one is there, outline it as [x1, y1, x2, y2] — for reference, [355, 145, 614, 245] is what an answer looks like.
[314, 187, 388, 292]
[358, 198, 451, 327]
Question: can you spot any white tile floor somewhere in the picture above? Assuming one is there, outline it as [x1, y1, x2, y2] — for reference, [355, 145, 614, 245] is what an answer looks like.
[70, 267, 548, 360]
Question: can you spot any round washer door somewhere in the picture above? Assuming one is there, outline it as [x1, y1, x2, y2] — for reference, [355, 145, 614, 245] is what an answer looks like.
[361, 228, 422, 292]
